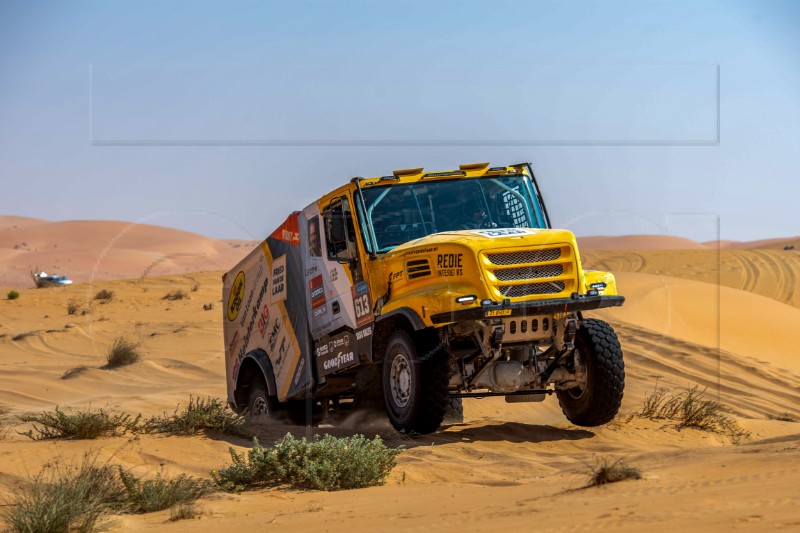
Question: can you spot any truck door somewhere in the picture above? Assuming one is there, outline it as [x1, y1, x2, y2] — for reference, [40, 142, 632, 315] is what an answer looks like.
[303, 194, 374, 379]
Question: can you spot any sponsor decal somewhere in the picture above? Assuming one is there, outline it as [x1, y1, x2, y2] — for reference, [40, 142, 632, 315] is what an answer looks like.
[329, 268, 338, 283]
[436, 253, 463, 277]
[389, 271, 403, 282]
[239, 261, 266, 327]
[227, 330, 240, 359]
[267, 316, 282, 352]
[355, 325, 372, 341]
[305, 264, 318, 277]
[315, 331, 358, 376]
[474, 228, 537, 238]
[485, 309, 512, 317]
[270, 255, 287, 304]
[270, 212, 301, 245]
[257, 304, 271, 337]
[403, 246, 438, 256]
[351, 281, 373, 327]
[309, 274, 327, 319]
[227, 271, 246, 321]
[234, 269, 272, 362]
[293, 357, 306, 386]
[323, 350, 355, 372]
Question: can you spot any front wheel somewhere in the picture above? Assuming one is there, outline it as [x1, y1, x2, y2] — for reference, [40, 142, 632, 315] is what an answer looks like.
[382, 330, 449, 434]
[556, 318, 624, 426]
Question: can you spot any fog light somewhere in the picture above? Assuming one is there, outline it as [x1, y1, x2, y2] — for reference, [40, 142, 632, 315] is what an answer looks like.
[455, 295, 477, 304]
[587, 289, 599, 296]
[481, 299, 493, 306]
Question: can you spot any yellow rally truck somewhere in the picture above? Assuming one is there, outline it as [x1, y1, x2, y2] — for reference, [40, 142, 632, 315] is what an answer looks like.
[223, 162, 625, 434]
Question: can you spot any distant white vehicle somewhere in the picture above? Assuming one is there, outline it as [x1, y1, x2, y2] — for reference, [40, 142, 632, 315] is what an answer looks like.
[30, 269, 73, 288]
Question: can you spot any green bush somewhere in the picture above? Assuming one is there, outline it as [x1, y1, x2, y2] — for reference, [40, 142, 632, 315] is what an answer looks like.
[7, 290, 20, 300]
[212, 433, 401, 492]
[586, 457, 642, 487]
[1, 454, 127, 533]
[143, 396, 249, 437]
[639, 385, 750, 443]
[105, 337, 141, 368]
[19, 406, 140, 440]
[118, 468, 213, 513]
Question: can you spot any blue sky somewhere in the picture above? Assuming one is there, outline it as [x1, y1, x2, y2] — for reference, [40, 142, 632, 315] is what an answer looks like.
[0, 0, 798, 241]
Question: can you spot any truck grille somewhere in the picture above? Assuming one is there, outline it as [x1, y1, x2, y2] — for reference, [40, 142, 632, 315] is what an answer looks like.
[486, 248, 561, 265]
[499, 281, 565, 298]
[481, 245, 575, 301]
[493, 264, 564, 281]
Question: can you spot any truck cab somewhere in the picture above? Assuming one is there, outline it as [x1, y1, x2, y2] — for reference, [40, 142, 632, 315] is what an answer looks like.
[223, 162, 625, 434]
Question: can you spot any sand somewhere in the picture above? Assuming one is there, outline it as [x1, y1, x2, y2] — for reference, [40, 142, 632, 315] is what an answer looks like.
[0, 226, 798, 531]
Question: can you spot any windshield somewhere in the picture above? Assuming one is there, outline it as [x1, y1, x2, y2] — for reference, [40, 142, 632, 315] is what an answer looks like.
[359, 175, 547, 253]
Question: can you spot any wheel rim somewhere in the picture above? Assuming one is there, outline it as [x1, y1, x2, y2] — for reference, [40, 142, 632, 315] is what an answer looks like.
[389, 352, 412, 408]
[567, 348, 589, 400]
[252, 396, 269, 416]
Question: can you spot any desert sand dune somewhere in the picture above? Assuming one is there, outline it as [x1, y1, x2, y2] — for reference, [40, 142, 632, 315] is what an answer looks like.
[0, 216, 256, 288]
[577, 235, 708, 250]
[583, 248, 800, 309]
[1, 253, 799, 531]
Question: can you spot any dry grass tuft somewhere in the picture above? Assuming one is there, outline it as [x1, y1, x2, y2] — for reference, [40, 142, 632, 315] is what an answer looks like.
[66, 299, 80, 315]
[61, 366, 89, 380]
[585, 456, 642, 487]
[105, 337, 141, 368]
[94, 289, 114, 301]
[639, 384, 750, 443]
[163, 290, 188, 301]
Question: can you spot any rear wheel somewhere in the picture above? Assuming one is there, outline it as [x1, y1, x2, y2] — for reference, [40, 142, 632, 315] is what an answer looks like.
[247, 377, 277, 422]
[556, 318, 624, 426]
[382, 330, 449, 434]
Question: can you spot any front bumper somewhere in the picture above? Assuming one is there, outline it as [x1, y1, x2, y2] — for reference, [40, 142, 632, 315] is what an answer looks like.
[430, 294, 625, 324]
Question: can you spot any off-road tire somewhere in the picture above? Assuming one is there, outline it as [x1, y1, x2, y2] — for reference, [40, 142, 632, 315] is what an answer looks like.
[247, 377, 277, 422]
[382, 330, 449, 434]
[442, 397, 464, 425]
[556, 318, 624, 426]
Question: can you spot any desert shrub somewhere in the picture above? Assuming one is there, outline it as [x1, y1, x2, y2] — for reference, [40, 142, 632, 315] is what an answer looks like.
[143, 396, 249, 437]
[61, 366, 89, 380]
[106, 337, 141, 368]
[67, 299, 80, 315]
[212, 433, 401, 492]
[169, 501, 200, 521]
[586, 457, 642, 487]
[639, 385, 750, 443]
[7, 290, 19, 300]
[767, 412, 798, 422]
[118, 468, 213, 513]
[19, 406, 140, 440]
[163, 290, 187, 301]
[1, 454, 127, 533]
[94, 289, 114, 301]
[203, 302, 214, 311]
